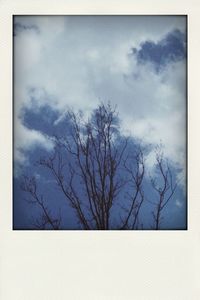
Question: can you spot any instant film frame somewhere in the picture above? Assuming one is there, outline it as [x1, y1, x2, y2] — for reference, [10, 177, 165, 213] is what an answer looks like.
[13, 15, 187, 231]
[0, 0, 199, 299]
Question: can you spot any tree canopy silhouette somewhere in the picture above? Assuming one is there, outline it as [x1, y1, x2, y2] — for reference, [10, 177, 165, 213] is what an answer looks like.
[20, 103, 177, 230]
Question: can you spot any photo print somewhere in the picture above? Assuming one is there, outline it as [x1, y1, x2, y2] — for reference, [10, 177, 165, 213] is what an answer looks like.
[13, 16, 187, 230]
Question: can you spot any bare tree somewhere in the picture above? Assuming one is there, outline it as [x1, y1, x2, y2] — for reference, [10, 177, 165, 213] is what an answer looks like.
[20, 103, 178, 230]
[34, 103, 129, 229]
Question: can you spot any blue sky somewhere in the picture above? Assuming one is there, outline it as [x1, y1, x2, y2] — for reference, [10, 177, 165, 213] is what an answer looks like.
[13, 16, 187, 229]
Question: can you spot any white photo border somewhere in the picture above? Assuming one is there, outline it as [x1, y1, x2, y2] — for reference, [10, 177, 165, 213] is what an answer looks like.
[0, 1, 199, 299]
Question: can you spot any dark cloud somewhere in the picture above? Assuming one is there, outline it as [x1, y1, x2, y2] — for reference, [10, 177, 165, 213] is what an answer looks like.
[13, 22, 40, 36]
[132, 29, 186, 71]
[21, 104, 70, 138]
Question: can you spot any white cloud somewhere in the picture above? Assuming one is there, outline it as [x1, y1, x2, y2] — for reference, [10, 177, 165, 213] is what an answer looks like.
[14, 122, 54, 162]
[14, 121, 54, 177]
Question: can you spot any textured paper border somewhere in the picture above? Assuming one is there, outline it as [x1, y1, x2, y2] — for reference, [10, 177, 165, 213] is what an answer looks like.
[0, 1, 199, 299]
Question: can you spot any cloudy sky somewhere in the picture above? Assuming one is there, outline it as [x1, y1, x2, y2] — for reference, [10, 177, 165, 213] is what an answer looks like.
[13, 16, 187, 229]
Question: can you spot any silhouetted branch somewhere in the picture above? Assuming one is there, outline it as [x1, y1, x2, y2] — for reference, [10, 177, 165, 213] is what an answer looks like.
[150, 148, 177, 230]
[21, 176, 61, 230]
[120, 148, 145, 229]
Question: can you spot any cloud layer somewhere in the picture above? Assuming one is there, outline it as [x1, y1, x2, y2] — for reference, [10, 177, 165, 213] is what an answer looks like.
[14, 16, 186, 177]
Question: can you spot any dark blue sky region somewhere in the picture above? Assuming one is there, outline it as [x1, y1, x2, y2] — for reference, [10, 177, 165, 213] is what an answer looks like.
[14, 103, 186, 230]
